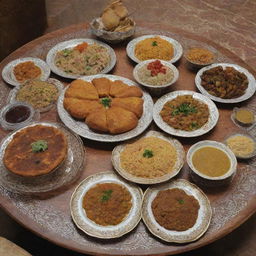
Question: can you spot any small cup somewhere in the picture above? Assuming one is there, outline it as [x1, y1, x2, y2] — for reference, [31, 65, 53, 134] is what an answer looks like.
[231, 107, 256, 128]
[133, 59, 179, 96]
[0, 102, 40, 131]
[187, 140, 237, 187]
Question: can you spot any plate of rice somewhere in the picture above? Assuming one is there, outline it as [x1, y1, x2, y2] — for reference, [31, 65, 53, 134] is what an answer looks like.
[126, 35, 183, 64]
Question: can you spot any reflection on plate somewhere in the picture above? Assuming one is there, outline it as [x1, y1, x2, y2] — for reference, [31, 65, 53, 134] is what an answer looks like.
[126, 35, 183, 64]
[46, 38, 116, 79]
[153, 90, 219, 137]
[70, 171, 143, 239]
[112, 130, 185, 184]
[8, 78, 63, 113]
[142, 179, 212, 243]
[0, 122, 85, 194]
[195, 63, 256, 103]
[2, 57, 51, 87]
[57, 74, 154, 142]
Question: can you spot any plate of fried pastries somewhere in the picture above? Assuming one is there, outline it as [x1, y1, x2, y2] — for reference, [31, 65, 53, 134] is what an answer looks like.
[0, 122, 85, 194]
[57, 74, 153, 142]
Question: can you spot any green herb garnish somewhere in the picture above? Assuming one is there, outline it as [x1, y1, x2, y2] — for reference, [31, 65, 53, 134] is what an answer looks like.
[31, 140, 48, 153]
[190, 122, 199, 130]
[62, 48, 72, 57]
[178, 199, 184, 204]
[152, 41, 158, 46]
[101, 190, 113, 202]
[100, 97, 111, 108]
[172, 103, 197, 116]
[143, 149, 154, 158]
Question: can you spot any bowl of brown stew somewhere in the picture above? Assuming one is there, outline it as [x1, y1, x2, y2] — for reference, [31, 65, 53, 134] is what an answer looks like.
[187, 140, 237, 187]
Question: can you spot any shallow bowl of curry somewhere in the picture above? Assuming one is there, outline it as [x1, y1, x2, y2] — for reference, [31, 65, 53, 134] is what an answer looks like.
[70, 171, 143, 239]
[187, 140, 237, 187]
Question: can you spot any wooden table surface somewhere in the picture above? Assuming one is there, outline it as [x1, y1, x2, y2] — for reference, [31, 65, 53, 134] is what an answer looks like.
[0, 1, 255, 255]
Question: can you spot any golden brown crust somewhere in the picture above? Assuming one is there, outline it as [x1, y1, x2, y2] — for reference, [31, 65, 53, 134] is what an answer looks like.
[111, 97, 143, 118]
[86, 109, 109, 132]
[63, 78, 144, 134]
[3, 125, 68, 177]
[106, 107, 138, 134]
[92, 77, 111, 97]
[65, 79, 99, 100]
[64, 98, 104, 119]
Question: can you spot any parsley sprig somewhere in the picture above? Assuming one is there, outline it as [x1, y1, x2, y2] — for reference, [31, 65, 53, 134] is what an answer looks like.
[172, 103, 197, 116]
[31, 140, 48, 153]
[100, 97, 111, 108]
[101, 190, 113, 202]
[143, 149, 154, 158]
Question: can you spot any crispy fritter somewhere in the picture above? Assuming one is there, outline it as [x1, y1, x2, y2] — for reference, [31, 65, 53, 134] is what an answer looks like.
[64, 98, 104, 119]
[65, 79, 99, 100]
[92, 77, 111, 97]
[86, 109, 109, 132]
[110, 80, 143, 98]
[3, 125, 67, 177]
[106, 107, 138, 134]
[111, 97, 143, 118]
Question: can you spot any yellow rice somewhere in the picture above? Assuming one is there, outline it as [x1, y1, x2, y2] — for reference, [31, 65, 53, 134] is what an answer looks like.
[120, 137, 177, 178]
[134, 36, 174, 61]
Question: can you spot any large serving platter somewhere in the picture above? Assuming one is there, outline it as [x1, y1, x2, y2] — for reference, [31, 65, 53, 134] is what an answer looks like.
[46, 38, 116, 79]
[0, 122, 85, 194]
[195, 63, 256, 103]
[153, 90, 219, 137]
[70, 171, 143, 239]
[126, 34, 183, 64]
[57, 74, 154, 142]
[142, 179, 212, 243]
[2, 57, 51, 87]
[0, 23, 255, 256]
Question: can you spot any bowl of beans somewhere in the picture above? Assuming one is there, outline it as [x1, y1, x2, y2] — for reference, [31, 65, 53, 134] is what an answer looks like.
[133, 59, 179, 96]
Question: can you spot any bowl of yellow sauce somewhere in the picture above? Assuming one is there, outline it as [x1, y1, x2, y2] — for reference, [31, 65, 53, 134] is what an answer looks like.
[187, 140, 237, 187]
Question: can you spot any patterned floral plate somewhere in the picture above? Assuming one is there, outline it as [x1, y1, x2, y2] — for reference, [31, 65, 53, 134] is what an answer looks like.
[70, 171, 143, 239]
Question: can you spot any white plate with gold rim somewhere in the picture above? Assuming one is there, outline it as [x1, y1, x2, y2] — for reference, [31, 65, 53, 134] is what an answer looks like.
[70, 171, 143, 239]
[112, 130, 185, 184]
[142, 179, 212, 243]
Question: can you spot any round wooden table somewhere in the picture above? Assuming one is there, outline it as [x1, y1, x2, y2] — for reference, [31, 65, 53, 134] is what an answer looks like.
[0, 22, 255, 255]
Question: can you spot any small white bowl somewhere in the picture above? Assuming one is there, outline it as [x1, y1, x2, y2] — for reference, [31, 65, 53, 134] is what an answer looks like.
[187, 140, 237, 187]
[133, 59, 179, 96]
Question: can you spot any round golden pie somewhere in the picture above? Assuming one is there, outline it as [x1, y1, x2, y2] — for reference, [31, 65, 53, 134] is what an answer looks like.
[3, 125, 68, 177]
[63, 78, 144, 134]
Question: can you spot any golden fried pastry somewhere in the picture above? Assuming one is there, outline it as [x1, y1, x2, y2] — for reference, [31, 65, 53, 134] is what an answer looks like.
[65, 79, 99, 100]
[110, 80, 143, 98]
[63, 77, 144, 134]
[111, 97, 143, 118]
[3, 125, 67, 177]
[64, 98, 104, 119]
[106, 107, 138, 134]
[92, 77, 111, 97]
[86, 109, 109, 132]
[101, 8, 120, 30]
[111, 1, 128, 19]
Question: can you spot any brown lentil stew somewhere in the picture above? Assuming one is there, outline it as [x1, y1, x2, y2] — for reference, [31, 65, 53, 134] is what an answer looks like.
[83, 183, 132, 226]
[152, 188, 200, 231]
[160, 95, 209, 131]
[201, 66, 248, 99]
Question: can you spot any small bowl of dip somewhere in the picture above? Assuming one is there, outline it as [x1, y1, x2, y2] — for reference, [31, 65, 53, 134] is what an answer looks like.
[187, 140, 237, 187]
[231, 107, 255, 129]
[133, 59, 179, 96]
[224, 133, 256, 159]
[0, 102, 40, 130]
